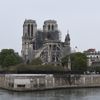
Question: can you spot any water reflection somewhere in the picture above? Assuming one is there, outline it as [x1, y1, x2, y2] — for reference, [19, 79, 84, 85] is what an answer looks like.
[0, 88, 100, 100]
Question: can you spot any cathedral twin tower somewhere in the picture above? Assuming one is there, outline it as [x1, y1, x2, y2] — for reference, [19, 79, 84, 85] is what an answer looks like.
[22, 19, 70, 65]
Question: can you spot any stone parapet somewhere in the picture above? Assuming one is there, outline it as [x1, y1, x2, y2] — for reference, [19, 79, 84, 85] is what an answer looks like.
[1, 74, 100, 91]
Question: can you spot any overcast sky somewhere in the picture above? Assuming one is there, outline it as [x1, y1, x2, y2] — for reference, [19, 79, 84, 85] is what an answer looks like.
[0, 0, 100, 54]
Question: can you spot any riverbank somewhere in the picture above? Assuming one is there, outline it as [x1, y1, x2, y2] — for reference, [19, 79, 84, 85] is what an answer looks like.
[1, 74, 100, 92]
[2, 84, 100, 92]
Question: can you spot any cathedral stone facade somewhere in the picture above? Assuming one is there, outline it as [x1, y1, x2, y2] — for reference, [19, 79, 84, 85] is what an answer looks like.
[22, 19, 71, 65]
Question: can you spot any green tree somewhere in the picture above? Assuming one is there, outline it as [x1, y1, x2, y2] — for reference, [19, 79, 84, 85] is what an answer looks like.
[2, 55, 17, 67]
[0, 49, 22, 67]
[61, 52, 87, 71]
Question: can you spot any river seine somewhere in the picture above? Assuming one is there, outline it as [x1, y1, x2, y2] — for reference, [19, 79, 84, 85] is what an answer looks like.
[0, 88, 100, 100]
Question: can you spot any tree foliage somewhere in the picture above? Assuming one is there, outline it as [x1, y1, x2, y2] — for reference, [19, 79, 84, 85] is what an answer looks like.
[61, 52, 87, 71]
[0, 49, 22, 67]
[8, 63, 64, 73]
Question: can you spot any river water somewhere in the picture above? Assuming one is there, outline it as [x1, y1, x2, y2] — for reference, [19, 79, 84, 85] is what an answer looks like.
[0, 88, 100, 100]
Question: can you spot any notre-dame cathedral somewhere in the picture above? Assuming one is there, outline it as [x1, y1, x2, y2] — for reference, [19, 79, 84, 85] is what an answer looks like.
[21, 19, 71, 65]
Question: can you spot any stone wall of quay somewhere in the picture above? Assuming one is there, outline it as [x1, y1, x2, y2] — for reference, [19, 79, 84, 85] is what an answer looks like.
[0, 74, 100, 91]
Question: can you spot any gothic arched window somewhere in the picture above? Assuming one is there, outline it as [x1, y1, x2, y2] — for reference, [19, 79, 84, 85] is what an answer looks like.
[52, 25, 54, 31]
[31, 24, 33, 37]
[28, 24, 30, 36]
[48, 24, 50, 31]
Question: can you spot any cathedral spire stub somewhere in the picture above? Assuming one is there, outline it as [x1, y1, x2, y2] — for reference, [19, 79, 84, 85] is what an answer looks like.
[65, 30, 70, 43]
